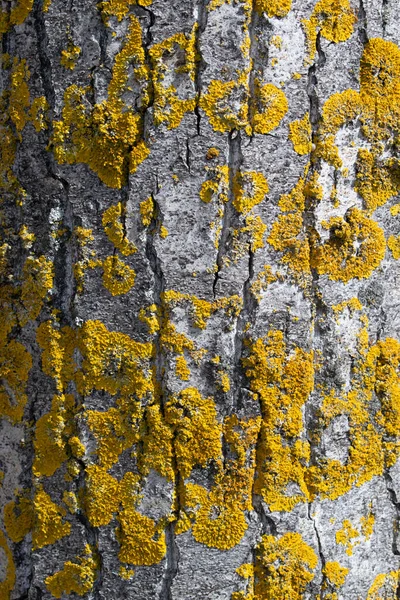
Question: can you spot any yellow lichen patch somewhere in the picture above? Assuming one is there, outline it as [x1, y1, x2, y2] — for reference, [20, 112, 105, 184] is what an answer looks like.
[243, 331, 314, 511]
[355, 149, 400, 213]
[160, 225, 168, 239]
[302, 0, 356, 64]
[99, 0, 153, 23]
[139, 304, 161, 335]
[84, 465, 120, 526]
[200, 165, 229, 204]
[86, 403, 141, 470]
[36, 322, 76, 393]
[267, 171, 312, 279]
[117, 508, 166, 566]
[311, 209, 386, 283]
[19, 225, 35, 249]
[4, 493, 33, 542]
[175, 355, 191, 381]
[33, 394, 76, 477]
[391, 204, 400, 216]
[323, 561, 349, 587]
[388, 235, 400, 260]
[149, 27, 197, 130]
[165, 387, 222, 479]
[0, 338, 32, 422]
[289, 113, 312, 155]
[140, 196, 155, 227]
[60, 44, 81, 70]
[0, 0, 33, 32]
[52, 15, 150, 188]
[102, 255, 136, 296]
[331, 297, 363, 315]
[360, 509, 375, 540]
[8, 58, 30, 132]
[45, 545, 98, 598]
[251, 82, 288, 135]
[32, 487, 71, 549]
[184, 415, 260, 550]
[200, 79, 250, 134]
[217, 370, 230, 392]
[162, 290, 242, 330]
[255, 532, 318, 599]
[366, 571, 399, 599]
[250, 265, 278, 301]
[254, 0, 291, 17]
[0, 530, 15, 600]
[139, 403, 174, 479]
[233, 171, 269, 214]
[102, 203, 137, 256]
[77, 320, 153, 399]
[119, 566, 135, 580]
[335, 520, 360, 555]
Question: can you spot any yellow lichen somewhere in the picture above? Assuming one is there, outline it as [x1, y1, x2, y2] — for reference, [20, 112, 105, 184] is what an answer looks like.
[45, 545, 98, 598]
[4, 493, 33, 543]
[323, 561, 349, 587]
[251, 82, 288, 135]
[366, 571, 399, 599]
[289, 113, 312, 155]
[102, 203, 137, 256]
[388, 235, 400, 260]
[102, 255, 136, 296]
[140, 196, 155, 227]
[255, 532, 318, 599]
[32, 487, 71, 549]
[84, 465, 120, 526]
[233, 171, 269, 214]
[254, 0, 291, 17]
[60, 44, 81, 70]
[0, 531, 15, 599]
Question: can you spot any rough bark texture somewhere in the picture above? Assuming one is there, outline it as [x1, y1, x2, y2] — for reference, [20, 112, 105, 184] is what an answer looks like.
[1, 0, 400, 598]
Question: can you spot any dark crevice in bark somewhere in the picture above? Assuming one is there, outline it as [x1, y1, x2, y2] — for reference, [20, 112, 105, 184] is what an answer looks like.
[382, 0, 389, 37]
[159, 522, 180, 600]
[213, 129, 243, 297]
[193, 0, 209, 136]
[33, 0, 56, 112]
[308, 503, 327, 598]
[358, 0, 369, 45]
[252, 494, 276, 537]
[139, 6, 156, 144]
[383, 470, 400, 557]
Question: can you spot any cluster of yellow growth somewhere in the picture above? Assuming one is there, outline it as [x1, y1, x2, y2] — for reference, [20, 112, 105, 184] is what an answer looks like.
[388, 235, 400, 260]
[162, 290, 242, 330]
[254, 0, 291, 17]
[102, 203, 137, 256]
[335, 519, 360, 555]
[390, 204, 400, 216]
[250, 265, 279, 301]
[4, 492, 33, 543]
[235, 215, 267, 253]
[254, 532, 318, 599]
[302, 0, 356, 64]
[139, 403, 174, 479]
[331, 297, 363, 315]
[36, 321, 76, 393]
[84, 465, 121, 526]
[175, 354, 191, 380]
[32, 487, 71, 549]
[33, 394, 76, 477]
[0, 531, 15, 599]
[165, 387, 222, 478]
[267, 169, 314, 280]
[99, 0, 152, 22]
[200, 165, 229, 204]
[217, 369, 230, 392]
[311, 208, 386, 283]
[360, 508, 375, 540]
[139, 304, 160, 335]
[52, 15, 150, 188]
[8, 58, 48, 135]
[77, 319, 153, 398]
[243, 330, 314, 511]
[102, 255, 136, 296]
[323, 561, 349, 587]
[366, 571, 399, 599]
[149, 27, 198, 130]
[232, 563, 254, 600]
[0, 0, 33, 34]
[139, 196, 155, 227]
[251, 82, 288, 135]
[354, 149, 400, 213]
[60, 44, 81, 70]
[233, 171, 269, 214]
[200, 78, 251, 134]
[289, 113, 312, 155]
[45, 545, 98, 598]
[0, 255, 53, 423]
[184, 415, 260, 550]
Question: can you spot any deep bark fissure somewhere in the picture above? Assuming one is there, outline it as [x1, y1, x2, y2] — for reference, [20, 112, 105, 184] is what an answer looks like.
[193, 0, 209, 135]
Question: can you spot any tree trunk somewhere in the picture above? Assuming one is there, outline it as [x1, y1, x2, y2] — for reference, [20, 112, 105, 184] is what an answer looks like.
[1, 0, 400, 598]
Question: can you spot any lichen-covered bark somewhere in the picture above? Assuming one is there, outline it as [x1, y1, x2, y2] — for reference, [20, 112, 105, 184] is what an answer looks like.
[1, 0, 400, 598]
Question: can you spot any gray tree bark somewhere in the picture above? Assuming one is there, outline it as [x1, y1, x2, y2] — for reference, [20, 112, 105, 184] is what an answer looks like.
[1, 0, 400, 598]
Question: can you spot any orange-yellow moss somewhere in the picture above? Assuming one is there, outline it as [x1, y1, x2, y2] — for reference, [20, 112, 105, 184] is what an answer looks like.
[0, 338, 32, 422]
[254, 0, 291, 17]
[323, 561, 349, 587]
[289, 113, 312, 155]
[388, 235, 400, 260]
[140, 196, 155, 227]
[84, 465, 120, 526]
[32, 487, 71, 549]
[255, 532, 318, 599]
[250, 265, 279, 301]
[335, 520, 359, 555]
[60, 44, 81, 70]
[366, 571, 399, 599]
[200, 79, 250, 134]
[102, 203, 137, 256]
[117, 507, 166, 566]
[175, 355, 191, 381]
[45, 545, 98, 598]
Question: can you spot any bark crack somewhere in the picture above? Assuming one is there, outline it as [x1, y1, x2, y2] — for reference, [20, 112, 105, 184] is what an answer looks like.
[194, 0, 209, 136]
